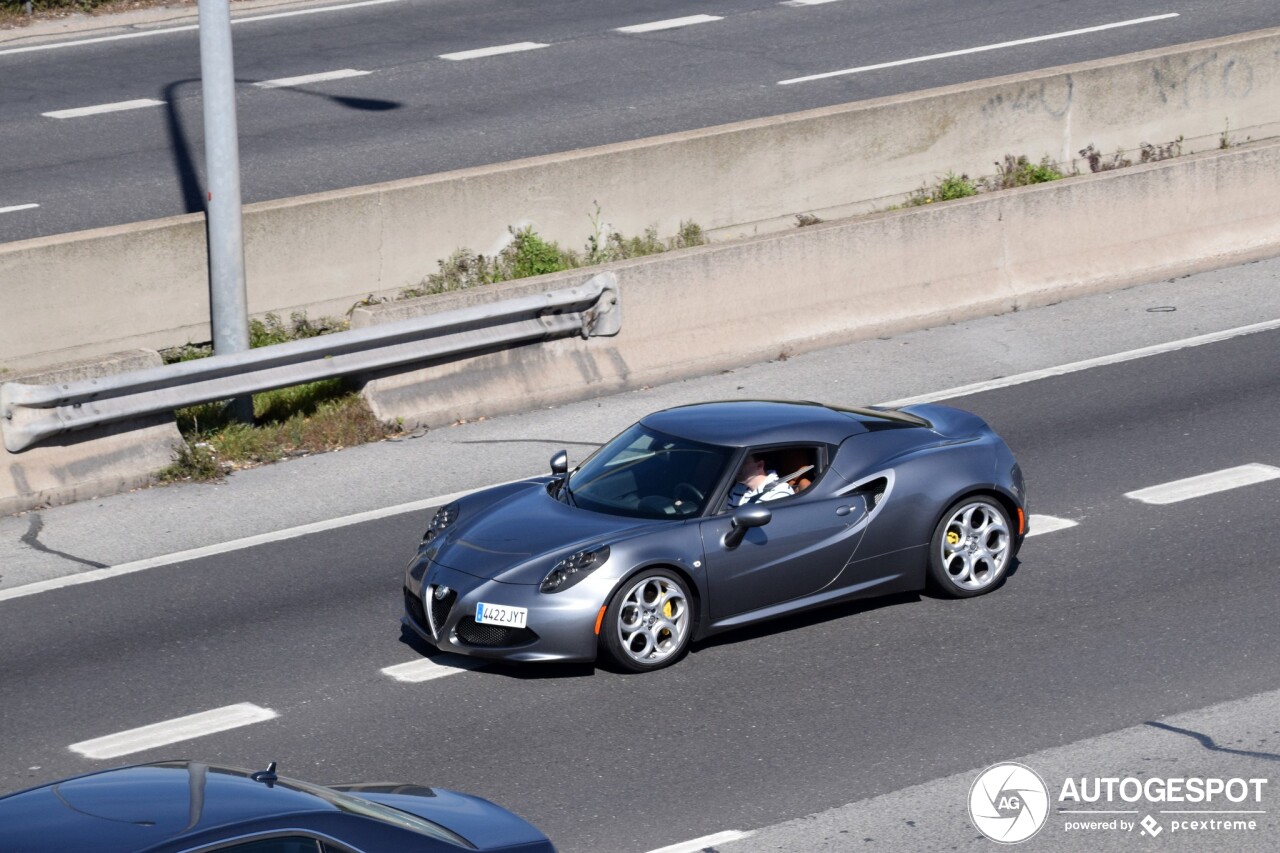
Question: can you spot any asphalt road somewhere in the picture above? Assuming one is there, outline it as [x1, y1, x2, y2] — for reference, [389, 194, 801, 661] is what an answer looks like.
[1, 260, 1278, 852]
[1, 0, 1276, 241]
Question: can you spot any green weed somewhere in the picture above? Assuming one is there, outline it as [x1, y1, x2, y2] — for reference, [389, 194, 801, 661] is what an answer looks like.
[404, 214, 708, 299]
[989, 155, 1063, 189]
[907, 172, 979, 206]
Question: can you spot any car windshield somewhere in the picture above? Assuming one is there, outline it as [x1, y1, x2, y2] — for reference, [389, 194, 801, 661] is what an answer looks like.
[566, 424, 731, 519]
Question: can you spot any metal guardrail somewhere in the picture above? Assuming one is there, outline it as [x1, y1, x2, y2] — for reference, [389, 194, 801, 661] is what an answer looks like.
[1, 274, 620, 453]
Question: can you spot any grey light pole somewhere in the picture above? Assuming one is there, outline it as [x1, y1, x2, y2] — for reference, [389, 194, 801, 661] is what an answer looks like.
[197, 0, 254, 422]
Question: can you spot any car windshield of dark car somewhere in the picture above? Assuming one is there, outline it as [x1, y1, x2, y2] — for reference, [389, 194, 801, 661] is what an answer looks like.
[566, 424, 731, 519]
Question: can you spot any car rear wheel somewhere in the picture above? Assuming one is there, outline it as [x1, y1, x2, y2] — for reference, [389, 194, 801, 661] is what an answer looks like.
[928, 498, 1012, 597]
[602, 570, 692, 672]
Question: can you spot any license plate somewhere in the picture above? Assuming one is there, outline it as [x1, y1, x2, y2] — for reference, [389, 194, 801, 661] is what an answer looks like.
[475, 602, 528, 629]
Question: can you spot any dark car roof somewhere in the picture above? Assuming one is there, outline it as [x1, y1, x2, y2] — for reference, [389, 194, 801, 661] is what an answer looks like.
[641, 400, 906, 447]
[0, 762, 355, 852]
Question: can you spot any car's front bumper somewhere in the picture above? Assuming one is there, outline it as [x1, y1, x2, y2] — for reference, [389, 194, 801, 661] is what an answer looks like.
[403, 555, 605, 663]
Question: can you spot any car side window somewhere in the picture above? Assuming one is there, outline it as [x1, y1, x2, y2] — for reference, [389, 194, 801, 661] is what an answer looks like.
[725, 446, 822, 509]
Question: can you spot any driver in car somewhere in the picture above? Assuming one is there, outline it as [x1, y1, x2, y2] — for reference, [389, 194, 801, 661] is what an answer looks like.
[728, 453, 795, 506]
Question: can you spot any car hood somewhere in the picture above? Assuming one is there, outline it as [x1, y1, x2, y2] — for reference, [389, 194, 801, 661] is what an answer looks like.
[429, 482, 654, 582]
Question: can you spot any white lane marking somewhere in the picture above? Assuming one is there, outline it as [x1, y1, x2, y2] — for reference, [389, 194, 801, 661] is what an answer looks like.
[0, 203, 40, 214]
[1025, 514, 1078, 537]
[254, 69, 371, 89]
[1124, 464, 1280, 505]
[439, 42, 548, 61]
[69, 703, 277, 760]
[0, 479, 528, 604]
[616, 14, 723, 34]
[0, 0, 402, 56]
[647, 831, 754, 853]
[4, 320, 1276, 604]
[43, 99, 165, 119]
[383, 655, 487, 682]
[882, 318, 1280, 407]
[781, 0, 844, 5]
[778, 12, 1179, 84]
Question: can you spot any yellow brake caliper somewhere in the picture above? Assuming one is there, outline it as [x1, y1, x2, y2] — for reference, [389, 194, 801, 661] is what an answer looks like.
[946, 530, 961, 546]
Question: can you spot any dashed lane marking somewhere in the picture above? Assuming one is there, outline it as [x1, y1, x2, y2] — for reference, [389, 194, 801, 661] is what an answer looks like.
[439, 42, 548, 61]
[616, 15, 723, 34]
[1025, 515, 1079, 537]
[0, 203, 40, 214]
[43, 99, 165, 119]
[382, 655, 487, 682]
[254, 69, 371, 89]
[1124, 464, 1280, 506]
[69, 703, 278, 760]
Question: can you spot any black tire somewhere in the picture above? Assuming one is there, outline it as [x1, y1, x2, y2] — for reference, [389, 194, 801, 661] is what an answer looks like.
[927, 497, 1014, 598]
[601, 569, 693, 673]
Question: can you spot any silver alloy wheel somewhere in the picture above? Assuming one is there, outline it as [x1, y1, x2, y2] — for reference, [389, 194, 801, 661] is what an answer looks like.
[939, 501, 1011, 591]
[616, 575, 690, 665]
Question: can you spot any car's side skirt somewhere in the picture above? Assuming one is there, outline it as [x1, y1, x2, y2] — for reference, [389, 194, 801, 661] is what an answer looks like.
[699, 568, 920, 636]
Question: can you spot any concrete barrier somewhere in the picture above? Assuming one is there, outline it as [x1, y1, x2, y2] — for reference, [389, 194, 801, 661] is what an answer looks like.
[3, 28, 1280, 371]
[357, 139, 1280, 428]
[0, 351, 181, 516]
[7, 138, 1279, 512]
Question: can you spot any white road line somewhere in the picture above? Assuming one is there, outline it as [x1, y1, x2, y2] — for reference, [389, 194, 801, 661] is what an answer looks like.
[616, 14, 723, 34]
[1025, 514, 1079, 537]
[646, 831, 754, 853]
[0, 0, 402, 56]
[439, 42, 548, 61]
[781, 0, 844, 6]
[3, 320, 1276, 605]
[0, 203, 40, 214]
[69, 703, 277, 760]
[254, 69, 371, 89]
[778, 12, 1179, 84]
[0, 480, 526, 605]
[1124, 464, 1280, 506]
[382, 655, 487, 682]
[43, 99, 166, 119]
[881, 318, 1280, 408]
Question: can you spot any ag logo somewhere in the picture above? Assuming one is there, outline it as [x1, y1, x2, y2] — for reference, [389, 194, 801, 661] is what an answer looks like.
[969, 762, 1050, 844]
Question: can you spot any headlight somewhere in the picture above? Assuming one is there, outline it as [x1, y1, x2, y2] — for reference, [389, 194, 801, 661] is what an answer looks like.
[540, 546, 611, 593]
[421, 502, 459, 545]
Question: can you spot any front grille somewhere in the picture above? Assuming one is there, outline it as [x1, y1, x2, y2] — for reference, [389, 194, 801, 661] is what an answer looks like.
[428, 586, 456, 639]
[455, 618, 537, 648]
[404, 587, 428, 633]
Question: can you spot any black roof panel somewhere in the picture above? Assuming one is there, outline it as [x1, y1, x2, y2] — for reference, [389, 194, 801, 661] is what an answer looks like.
[640, 400, 870, 447]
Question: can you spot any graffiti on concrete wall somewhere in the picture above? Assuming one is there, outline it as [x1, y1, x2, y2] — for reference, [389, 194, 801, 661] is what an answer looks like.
[981, 76, 1074, 119]
[1151, 52, 1258, 108]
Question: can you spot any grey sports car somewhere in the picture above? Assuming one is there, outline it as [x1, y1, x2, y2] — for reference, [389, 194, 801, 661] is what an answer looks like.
[403, 400, 1026, 672]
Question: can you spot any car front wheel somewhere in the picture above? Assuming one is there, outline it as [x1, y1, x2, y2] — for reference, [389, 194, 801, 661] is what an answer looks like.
[928, 498, 1013, 597]
[602, 570, 692, 672]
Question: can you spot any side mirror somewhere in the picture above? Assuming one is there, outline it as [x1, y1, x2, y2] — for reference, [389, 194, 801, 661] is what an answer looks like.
[724, 505, 772, 549]
[550, 450, 569, 476]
